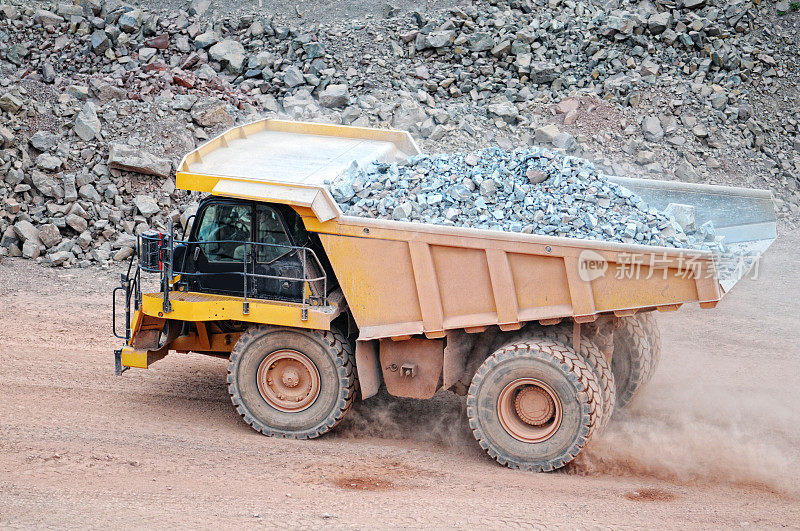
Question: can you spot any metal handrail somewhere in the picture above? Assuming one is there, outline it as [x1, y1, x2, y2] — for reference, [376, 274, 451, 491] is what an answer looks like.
[138, 223, 328, 319]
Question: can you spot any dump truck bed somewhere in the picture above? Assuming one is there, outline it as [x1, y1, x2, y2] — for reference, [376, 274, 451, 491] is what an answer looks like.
[176, 120, 776, 340]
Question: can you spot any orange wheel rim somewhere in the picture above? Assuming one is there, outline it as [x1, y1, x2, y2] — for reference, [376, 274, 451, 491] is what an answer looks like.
[256, 349, 320, 412]
[497, 378, 562, 443]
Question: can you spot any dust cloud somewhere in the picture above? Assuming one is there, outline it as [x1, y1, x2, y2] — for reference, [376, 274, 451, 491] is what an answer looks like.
[335, 389, 476, 452]
[336, 372, 799, 496]
[570, 371, 799, 496]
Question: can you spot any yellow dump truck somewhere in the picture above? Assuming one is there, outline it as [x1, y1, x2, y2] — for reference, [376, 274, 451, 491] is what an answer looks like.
[112, 120, 775, 471]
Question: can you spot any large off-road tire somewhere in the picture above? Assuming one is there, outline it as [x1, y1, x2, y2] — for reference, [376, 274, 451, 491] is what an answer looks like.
[538, 325, 616, 431]
[227, 325, 356, 439]
[611, 316, 651, 409]
[466, 337, 600, 472]
[638, 312, 662, 384]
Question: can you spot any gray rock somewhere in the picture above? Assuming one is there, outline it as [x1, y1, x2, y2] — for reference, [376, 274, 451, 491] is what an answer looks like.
[664, 203, 696, 232]
[209, 39, 246, 72]
[171, 94, 197, 111]
[74, 101, 101, 141]
[648, 12, 672, 34]
[303, 41, 325, 59]
[683, 0, 705, 8]
[642, 116, 664, 142]
[319, 84, 349, 108]
[133, 195, 160, 217]
[190, 99, 234, 128]
[424, 30, 455, 49]
[392, 202, 412, 220]
[41, 62, 56, 83]
[63, 174, 78, 202]
[710, 92, 727, 110]
[66, 213, 89, 233]
[467, 32, 493, 52]
[22, 240, 42, 259]
[33, 9, 64, 26]
[48, 250, 73, 266]
[675, 160, 700, 182]
[79, 183, 102, 203]
[138, 47, 157, 62]
[640, 59, 660, 77]
[91, 30, 109, 55]
[534, 124, 560, 144]
[118, 9, 142, 32]
[0, 93, 23, 113]
[30, 131, 59, 151]
[114, 247, 135, 261]
[31, 170, 62, 198]
[36, 153, 63, 171]
[0, 125, 14, 148]
[194, 30, 218, 49]
[1, 226, 19, 248]
[392, 98, 427, 131]
[552, 132, 576, 151]
[283, 66, 305, 88]
[487, 101, 519, 123]
[14, 220, 41, 244]
[189, 0, 211, 16]
[529, 62, 559, 84]
[107, 144, 172, 178]
[39, 224, 62, 248]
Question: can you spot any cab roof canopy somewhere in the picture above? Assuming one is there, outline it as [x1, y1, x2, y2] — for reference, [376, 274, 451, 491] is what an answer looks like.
[176, 119, 420, 222]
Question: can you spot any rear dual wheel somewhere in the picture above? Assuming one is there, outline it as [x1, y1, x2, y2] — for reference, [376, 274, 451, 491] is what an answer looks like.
[466, 337, 601, 472]
[611, 313, 662, 410]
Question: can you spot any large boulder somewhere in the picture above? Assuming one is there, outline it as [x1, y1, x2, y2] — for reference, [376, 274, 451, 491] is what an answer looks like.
[107, 144, 172, 178]
[208, 39, 246, 73]
[13, 220, 41, 244]
[318, 84, 349, 108]
[190, 99, 234, 128]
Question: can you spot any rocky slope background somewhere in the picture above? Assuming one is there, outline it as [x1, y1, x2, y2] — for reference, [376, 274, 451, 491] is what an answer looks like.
[0, 0, 797, 267]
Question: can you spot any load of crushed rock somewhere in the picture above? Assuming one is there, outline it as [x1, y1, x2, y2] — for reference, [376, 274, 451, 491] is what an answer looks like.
[330, 147, 724, 252]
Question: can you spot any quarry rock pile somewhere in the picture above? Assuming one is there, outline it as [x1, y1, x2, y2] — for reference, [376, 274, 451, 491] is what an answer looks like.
[0, 0, 795, 267]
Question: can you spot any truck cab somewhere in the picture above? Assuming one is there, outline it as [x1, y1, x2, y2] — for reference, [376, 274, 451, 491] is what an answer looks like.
[174, 197, 331, 304]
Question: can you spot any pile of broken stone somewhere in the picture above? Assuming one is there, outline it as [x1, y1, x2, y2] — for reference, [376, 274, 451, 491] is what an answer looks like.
[332, 147, 723, 252]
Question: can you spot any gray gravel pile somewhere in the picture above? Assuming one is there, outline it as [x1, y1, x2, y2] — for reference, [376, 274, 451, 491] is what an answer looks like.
[331, 147, 724, 251]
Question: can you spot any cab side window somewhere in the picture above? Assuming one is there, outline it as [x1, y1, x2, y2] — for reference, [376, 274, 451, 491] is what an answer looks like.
[256, 205, 292, 263]
[196, 203, 252, 262]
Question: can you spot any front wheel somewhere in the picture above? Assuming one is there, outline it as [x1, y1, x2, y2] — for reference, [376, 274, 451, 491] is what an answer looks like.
[466, 337, 600, 472]
[227, 326, 356, 439]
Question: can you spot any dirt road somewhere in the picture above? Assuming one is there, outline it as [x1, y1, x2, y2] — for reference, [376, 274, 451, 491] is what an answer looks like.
[1, 232, 798, 528]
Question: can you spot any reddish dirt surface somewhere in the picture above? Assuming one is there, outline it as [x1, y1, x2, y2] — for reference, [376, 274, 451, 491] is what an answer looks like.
[1, 232, 799, 528]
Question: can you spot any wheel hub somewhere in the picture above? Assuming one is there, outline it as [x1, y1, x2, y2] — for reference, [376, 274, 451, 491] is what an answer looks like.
[497, 378, 562, 443]
[514, 386, 555, 426]
[256, 350, 320, 412]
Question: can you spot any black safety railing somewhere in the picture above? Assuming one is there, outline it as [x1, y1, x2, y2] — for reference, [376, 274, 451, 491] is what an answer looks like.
[113, 220, 328, 342]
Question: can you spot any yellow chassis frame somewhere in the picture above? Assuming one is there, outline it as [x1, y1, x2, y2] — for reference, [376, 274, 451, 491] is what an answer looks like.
[120, 291, 340, 369]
